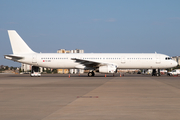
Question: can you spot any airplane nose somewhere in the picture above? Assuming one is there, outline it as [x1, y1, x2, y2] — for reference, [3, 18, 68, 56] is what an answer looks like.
[174, 61, 178, 67]
[171, 61, 178, 67]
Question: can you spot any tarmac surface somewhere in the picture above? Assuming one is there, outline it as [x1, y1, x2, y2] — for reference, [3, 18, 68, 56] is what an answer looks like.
[0, 73, 180, 120]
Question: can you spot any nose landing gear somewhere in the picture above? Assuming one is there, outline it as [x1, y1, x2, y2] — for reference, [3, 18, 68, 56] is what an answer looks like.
[152, 69, 161, 76]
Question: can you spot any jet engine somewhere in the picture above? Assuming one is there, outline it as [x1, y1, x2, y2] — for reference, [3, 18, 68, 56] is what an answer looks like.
[99, 65, 117, 73]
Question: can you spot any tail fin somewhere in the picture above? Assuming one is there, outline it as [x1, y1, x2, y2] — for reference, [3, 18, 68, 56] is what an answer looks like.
[8, 30, 35, 54]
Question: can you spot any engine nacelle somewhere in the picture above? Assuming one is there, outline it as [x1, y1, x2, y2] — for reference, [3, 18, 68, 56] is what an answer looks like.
[99, 65, 117, 73]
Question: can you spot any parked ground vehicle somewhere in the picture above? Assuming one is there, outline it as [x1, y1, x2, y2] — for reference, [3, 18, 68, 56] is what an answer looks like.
[31, 66, 41, 77]
[167, 69, 180, 76]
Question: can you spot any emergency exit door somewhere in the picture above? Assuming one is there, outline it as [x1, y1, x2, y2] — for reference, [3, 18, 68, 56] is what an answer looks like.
[121, 56, 126, 64]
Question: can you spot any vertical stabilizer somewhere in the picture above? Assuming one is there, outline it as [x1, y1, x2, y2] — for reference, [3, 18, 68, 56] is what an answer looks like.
[8, 30, 35, 54]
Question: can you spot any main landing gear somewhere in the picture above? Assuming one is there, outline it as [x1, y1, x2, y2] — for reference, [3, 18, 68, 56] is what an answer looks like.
[88, 71, 95, 77]
[152, 69, 161, 76]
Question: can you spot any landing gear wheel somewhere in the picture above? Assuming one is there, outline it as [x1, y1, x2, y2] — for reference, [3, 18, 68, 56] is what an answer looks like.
[88, 72, 93, 77]
[88, 71, 95, 77]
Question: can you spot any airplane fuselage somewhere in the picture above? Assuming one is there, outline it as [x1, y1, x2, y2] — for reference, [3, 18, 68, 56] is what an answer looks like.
[15, 53, 176, 69]
[5, 30, 178, 76]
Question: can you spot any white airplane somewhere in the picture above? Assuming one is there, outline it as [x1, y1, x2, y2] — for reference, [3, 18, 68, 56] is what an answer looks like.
[4, 30, 178, 77]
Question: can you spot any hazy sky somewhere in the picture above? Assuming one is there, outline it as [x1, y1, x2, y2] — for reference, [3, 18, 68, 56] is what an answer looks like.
[0, 0, 180, 67]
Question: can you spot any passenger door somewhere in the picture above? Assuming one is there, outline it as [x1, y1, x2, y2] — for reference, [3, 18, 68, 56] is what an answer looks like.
[156, 54, 161, 64]
[32, 55, 37, 63]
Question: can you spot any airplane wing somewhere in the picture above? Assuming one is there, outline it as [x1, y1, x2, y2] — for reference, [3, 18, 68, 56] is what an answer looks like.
[71, 58, 116, 69]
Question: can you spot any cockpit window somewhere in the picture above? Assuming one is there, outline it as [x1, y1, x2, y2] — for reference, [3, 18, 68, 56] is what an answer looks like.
[165, 57, 172, 60]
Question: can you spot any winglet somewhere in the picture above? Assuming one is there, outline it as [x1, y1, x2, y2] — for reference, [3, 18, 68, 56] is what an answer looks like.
[8, 30, 35, 54]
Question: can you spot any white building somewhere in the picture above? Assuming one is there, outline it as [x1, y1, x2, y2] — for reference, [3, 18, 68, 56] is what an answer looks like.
[172, 56, 180, 66]
[21, 63, 31, 72]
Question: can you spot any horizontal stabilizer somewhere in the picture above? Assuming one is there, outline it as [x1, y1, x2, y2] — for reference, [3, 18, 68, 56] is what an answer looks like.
[4, 54, 23, 61]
